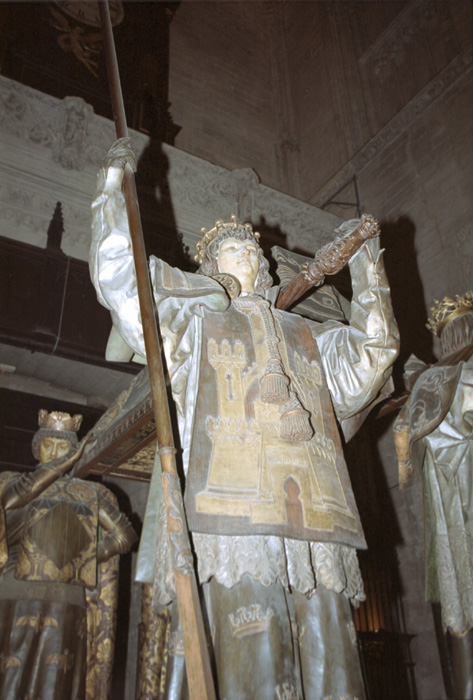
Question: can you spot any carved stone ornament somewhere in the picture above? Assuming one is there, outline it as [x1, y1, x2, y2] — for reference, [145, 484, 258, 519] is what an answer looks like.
[52, 97, 94, 171]
[228, 167, 260, 222]
[0, 74, 341, 260]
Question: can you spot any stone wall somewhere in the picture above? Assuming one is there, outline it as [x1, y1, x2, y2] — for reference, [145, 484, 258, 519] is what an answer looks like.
[168, 2, 281, 190]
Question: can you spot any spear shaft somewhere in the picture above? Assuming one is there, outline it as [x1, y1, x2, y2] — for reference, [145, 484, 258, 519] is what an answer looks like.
[98, 3, 216, 697]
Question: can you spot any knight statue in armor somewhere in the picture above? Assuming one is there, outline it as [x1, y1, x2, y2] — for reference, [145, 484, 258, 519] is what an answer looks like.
[393, 292, 473, 699]
[90, 138, 400, 700]
[0, 409, 137, 700]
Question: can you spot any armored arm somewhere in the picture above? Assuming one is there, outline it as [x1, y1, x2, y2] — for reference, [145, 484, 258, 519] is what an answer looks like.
[96, 490, 138, 564]
[2, 442, 86, 511]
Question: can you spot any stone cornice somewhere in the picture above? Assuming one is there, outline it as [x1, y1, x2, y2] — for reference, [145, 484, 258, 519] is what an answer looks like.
[0, 75, 342, 263]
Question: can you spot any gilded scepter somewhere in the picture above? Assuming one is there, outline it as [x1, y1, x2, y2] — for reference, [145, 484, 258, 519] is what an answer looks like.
[276, 214, 381, 310]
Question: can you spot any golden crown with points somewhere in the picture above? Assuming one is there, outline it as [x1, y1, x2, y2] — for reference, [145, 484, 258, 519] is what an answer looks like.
[194, 215, 260, 264]
[426, 291, 473, 336]
[37, 409, 83, 433]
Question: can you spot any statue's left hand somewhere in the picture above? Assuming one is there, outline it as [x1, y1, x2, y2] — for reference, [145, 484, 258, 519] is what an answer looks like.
[357, 214, 380, 240]
[102, 136, 137, 173]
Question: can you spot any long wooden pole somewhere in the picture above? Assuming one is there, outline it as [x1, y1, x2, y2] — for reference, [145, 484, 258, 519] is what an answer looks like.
[97, 3, 216, 698]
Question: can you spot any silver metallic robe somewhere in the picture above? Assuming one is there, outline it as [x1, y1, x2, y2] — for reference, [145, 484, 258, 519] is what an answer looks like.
[423, 353, 473, 634]
[90, 165, 399, 607]
[394, 314, 473, 636]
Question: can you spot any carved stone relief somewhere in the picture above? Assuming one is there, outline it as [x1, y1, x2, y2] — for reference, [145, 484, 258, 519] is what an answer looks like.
[0, 74, 341, 262]
[52, 96, 94, 171]
[0, 83, 55, 147]
[0, 78, 102, 169]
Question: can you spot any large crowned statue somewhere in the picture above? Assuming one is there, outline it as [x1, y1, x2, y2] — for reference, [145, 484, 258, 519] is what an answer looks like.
[90, 138, 400, 699]
[0, 409, 137, 700]
[393, 292, 473, 699]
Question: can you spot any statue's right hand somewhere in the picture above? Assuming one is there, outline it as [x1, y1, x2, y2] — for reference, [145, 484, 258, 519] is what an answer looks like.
[102, 137, 137, 173]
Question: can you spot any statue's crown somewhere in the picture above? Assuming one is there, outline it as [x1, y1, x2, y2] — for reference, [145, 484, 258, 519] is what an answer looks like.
[195, 215, 260, 264]
[426, 291, 473, 336]
[38, 409, 83, 433]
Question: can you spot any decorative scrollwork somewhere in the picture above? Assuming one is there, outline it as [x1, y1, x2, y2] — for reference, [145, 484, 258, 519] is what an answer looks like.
[162, 473, 194, 576]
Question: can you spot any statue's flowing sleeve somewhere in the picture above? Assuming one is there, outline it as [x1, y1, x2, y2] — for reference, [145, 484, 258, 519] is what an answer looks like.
[90, 165, 228, 373]
[311, 237, 399, 421]
[90, 166, 146, 357]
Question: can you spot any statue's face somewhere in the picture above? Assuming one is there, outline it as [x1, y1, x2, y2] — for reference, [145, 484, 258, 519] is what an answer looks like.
[217, 237, 260, 294]
[39, 437, 71, 465]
